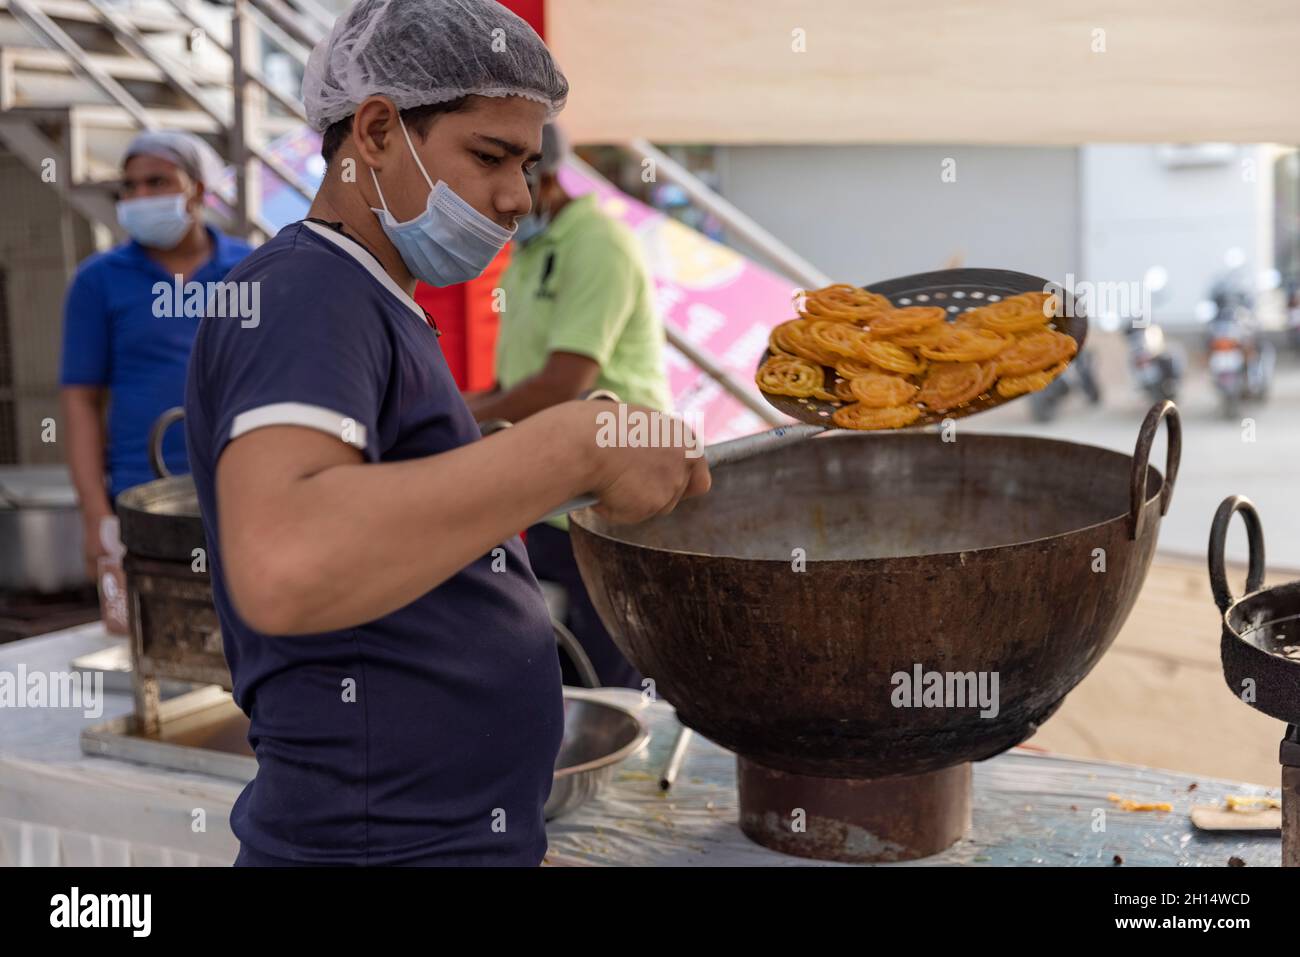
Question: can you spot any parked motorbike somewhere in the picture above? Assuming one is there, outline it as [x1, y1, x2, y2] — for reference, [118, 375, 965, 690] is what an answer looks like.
[1123, 317, 1184, 405]
[1203, 303, 1276, 419]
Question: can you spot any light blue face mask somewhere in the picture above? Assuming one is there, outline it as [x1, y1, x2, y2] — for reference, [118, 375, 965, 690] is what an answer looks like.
[370, 117, 515, 287]
[116, 193, 193, 249]
[513, 208, 551, 246]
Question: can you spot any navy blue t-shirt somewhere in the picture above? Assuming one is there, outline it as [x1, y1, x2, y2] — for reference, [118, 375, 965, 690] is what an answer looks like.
[184, 221, 563, 865]
[61, 226, 252, 498]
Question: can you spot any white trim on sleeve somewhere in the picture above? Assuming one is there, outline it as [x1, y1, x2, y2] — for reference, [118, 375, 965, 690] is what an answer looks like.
[229, 402, 368, 450]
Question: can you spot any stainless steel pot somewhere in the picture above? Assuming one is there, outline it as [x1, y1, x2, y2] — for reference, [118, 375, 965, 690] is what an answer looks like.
[0, 466, 89, 593]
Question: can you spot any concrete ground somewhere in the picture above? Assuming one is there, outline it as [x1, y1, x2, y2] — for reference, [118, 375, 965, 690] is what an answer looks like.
[961, 331, 1300, 785]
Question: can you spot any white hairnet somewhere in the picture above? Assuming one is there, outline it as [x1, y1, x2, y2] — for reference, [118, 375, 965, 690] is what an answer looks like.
[123, 130, 225, 186]
[302, 0, 568, 132]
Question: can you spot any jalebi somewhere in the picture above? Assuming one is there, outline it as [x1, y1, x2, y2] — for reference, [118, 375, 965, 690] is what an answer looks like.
[919, 326, 1011, 363]
[754, 355, 824, 398]
[833, 358, 880, 378]
[996, 330, 1078, 377]
[848, 372, 919, 408]
[861, 340, 928, 376]
[808, 319, 875, 359]
[865, 306, 947, 340]
[995, 360, 1070, 397]
[967, 290, 1059, 334]
[916, 360, 998, 411]
[797, 284, 893, 323]
[769, 318, 842, 365]
[831, 402, 922, 430]
[891, 322, 956, 349]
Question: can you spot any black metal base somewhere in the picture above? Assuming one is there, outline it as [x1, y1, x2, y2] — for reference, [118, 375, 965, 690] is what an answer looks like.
[737, 757, 972, 863]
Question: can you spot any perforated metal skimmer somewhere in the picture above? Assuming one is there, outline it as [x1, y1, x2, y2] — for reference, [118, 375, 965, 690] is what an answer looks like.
[758, 268, 1089, 428]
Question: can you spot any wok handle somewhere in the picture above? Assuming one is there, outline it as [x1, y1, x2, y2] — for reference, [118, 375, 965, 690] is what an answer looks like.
[1127, 400, 1181, 541]
[542, 422, 827, 521]
[149, 406, 186, 479]
[1208, 495, 1266, 613]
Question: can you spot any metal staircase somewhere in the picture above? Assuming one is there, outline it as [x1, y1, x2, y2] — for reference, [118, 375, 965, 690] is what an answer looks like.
[0, 0, 333, 241]
[0, 0, 334, 463]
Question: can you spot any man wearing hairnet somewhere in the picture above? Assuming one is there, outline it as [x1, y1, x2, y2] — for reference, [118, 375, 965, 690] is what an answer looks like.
[467, 123, 671, 690]
[185, 0, 708, 866]
[60, 130, 251, 578]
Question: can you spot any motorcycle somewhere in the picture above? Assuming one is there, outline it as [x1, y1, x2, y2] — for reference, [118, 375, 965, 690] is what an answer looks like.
[1124, 317, 1184, 405]
[1203, 304, 1276, 420]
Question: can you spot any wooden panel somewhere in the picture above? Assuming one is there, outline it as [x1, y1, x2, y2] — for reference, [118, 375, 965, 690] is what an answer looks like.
[548, 0, 1300, 144]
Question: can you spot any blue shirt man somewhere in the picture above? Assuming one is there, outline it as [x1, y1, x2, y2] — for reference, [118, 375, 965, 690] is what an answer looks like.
[59, 129, 250, 578]
[61, 225, 251, 494]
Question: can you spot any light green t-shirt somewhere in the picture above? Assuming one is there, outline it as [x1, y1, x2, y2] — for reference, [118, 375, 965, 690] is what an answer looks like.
[497, 193, 671, 530]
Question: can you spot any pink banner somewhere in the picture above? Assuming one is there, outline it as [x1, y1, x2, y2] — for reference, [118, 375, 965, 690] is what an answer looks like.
[558, 165, 796, 444]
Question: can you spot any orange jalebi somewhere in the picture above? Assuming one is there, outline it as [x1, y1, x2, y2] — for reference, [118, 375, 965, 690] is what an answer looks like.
[890, 322, 957, 349]
[760, 281, 1081, 431]
[916, 361, 998, 411]
[865, 306, 947, 340]
[967, 290, 1059, 334]
[862, 340, 928, 376]
[833, 358, 881, 379]
[919, 326, 1012, 363]
[995, 360, 1069, 398]
[754, 355, 825, 398]
[769, 319, 842, 365]
[831, 402, 922, 430]
[808, 319, 875, 359]
[996, 330, 1078, 377]
[848, 372, 919, 408]
[797, 284, 893, 323]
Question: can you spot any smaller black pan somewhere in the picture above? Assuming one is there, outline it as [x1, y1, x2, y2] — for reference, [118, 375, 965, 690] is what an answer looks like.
[1210, 495, 1300, 726]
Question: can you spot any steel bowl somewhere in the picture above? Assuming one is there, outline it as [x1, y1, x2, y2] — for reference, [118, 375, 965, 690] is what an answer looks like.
[546, 693, 649, 820]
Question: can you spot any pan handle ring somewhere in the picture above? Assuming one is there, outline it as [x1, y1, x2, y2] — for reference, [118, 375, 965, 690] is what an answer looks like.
[1208, 495, 1266, 613]
[149, 406, 186, 479]
[1128, 400, 1181, 541]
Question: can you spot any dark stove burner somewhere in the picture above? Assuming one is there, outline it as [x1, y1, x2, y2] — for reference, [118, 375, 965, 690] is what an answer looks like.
[0, 586, 100, 644]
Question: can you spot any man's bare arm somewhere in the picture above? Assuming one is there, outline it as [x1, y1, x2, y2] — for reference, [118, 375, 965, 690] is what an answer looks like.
[466, 351, 600, 423]
[217, 398, 707, 636]
[60, 386, 113, 577]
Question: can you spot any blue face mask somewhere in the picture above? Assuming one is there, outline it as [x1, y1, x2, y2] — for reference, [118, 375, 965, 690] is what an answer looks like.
[370, 117, 515, 287]
[116, 194, 193, 249]
[513, 208, 551, 246]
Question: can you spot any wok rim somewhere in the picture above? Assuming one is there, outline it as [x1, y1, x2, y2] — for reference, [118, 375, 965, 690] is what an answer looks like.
[1222, 578, 1300, 652]
[570, 430, 1168, 563]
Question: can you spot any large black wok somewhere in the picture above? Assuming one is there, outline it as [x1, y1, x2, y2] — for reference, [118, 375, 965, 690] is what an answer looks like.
[570, 401, 1181, 860]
